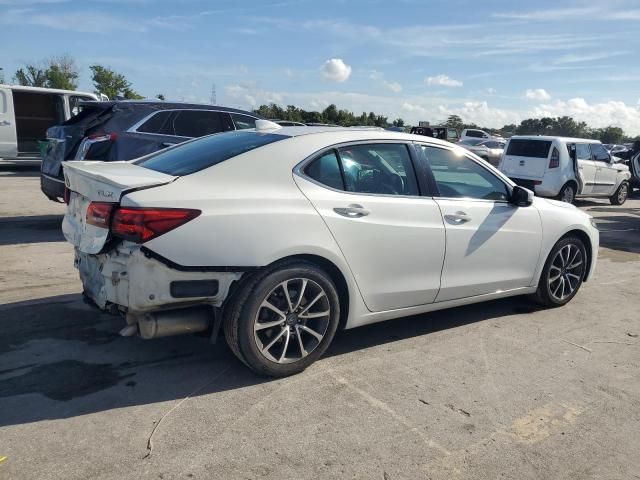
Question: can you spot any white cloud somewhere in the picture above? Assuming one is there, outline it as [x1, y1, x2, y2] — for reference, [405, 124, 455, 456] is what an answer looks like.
[321, 58, 352, 83]
[425, 74, 463, 87]
[383, 80, 402, 93]
[487, 88, 497, 95]
[225, 84, 283, 108]
[531, 98, 640, 134]
[525, 88, 551, 101]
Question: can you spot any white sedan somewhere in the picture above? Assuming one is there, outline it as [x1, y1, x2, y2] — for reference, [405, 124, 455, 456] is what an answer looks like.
[62, 122, 599, 376]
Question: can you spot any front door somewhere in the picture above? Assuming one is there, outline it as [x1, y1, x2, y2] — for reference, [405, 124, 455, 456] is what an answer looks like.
[0, 87, 17, 158]
[415, 144, 542, 302]
[294, 143, 446, 312]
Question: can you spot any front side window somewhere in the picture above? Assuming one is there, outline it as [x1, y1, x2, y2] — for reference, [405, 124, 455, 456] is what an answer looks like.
[466, 130, 484, 138]
[419, 146, 509, 201]
[231, 113, 257, 130]
[591, 143, 610, 162]
[337, 144, 419, 196]
[173, 110, 223, 137]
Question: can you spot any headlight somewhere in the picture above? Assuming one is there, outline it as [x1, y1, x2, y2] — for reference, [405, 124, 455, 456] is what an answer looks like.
[590, 218, 598, 229]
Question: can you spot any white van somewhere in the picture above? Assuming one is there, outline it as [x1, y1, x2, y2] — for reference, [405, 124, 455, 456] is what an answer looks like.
[499, 135, 631, 205]
[0, 84, 101, 162]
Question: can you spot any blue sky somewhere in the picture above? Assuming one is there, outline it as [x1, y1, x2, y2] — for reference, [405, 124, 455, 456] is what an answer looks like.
[2, 0, 640, 133]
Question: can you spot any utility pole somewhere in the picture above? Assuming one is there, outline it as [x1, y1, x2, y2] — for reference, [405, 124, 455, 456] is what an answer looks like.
[210, 83, 216, 105]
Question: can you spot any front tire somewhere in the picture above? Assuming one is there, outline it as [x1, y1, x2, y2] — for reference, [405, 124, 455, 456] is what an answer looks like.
[224, 261, 340, 377]
[610, 181, 629, 205]
[533, 236, 587, 307]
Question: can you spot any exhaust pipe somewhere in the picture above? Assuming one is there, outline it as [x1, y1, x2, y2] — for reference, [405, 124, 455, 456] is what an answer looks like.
[137, 306, 211, 339]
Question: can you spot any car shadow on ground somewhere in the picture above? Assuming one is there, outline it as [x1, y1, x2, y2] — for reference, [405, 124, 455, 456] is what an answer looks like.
[0, 215, 64, 245]
[0, 292, 539, 427]
[0, 164, 41, 177]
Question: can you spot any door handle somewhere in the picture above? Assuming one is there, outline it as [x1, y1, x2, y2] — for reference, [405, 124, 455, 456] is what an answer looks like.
[333, 204, 370, 218]
[0, 120, 10, 126]
[444, 211, 471, 224]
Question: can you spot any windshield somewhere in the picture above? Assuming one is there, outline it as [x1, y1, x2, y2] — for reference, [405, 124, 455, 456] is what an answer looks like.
[136, 130, 288, 176]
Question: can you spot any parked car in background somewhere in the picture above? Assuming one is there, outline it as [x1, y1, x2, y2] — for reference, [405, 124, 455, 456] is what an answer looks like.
[40, 101, 261, 201]
[61, 124, 598, 376]
[499, 136, 631, 205]
[460, 128, 503, 142]
[410, 125, 459, 142]
[605, 144, 632, 161]
[459, 139, 506, 166]
[0, 84, 102, 163]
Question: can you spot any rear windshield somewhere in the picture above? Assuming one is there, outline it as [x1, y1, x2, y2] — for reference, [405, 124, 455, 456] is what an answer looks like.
[506, 139, 552, 158]
[136, 130, 288, 175]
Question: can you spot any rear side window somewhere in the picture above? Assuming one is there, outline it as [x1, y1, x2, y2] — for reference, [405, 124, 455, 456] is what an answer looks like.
[137, 111, 174, 134]
[466, 130, 484, 138]
[338, 144, 419, 196]
[173, 110, 223, 137]
[575, 143, 591, 160]
[305, 151, 344, 190]
[137, 131, 287, 176]
[231, 113, 257, 130]
[506, 139, 552, 158]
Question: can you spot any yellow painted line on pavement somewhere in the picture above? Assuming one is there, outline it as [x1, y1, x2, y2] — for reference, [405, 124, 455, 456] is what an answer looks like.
[0, 456, 7, 464]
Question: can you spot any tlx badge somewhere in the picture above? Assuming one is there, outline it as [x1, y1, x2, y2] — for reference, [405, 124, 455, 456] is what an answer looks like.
[98, 190, 114, 199]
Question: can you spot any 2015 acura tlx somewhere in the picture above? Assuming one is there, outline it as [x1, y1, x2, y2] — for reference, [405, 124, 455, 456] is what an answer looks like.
[62, 121, 599, 377]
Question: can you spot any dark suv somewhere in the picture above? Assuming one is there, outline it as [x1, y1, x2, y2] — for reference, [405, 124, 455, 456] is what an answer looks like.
[40, 101, 261, 201]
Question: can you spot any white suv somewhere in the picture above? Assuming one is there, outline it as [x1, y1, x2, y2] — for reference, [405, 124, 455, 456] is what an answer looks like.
[499, 136, 631, 204]
[461, 128, 503, 141]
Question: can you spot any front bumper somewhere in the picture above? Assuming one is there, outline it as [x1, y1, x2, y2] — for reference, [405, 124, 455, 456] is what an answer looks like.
[75, 243, 243, 314]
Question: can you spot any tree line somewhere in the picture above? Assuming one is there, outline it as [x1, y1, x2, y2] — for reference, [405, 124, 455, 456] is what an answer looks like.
[11, 55, 145, 100]
[254, 103, 405, 127]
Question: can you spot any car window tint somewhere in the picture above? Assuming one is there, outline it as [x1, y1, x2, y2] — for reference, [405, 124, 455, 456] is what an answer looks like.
[484, 141, 499, 148]
[591, 143, 610, 162]
[576, 143, 591, 160]
[137, 111, 174, 134]
[337, 144, 419, 196]
[305, 151, 344, 190]
[231, 113, 257, 130]
[466, 130, 483, 138]
[172, 110, 224, 137]
[137, 131, 287, 175]
[506, 139, 552, 158]
[419, 146, 508, 201]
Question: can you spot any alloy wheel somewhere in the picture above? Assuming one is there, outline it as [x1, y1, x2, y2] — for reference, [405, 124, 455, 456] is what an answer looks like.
[561, 186, 575, 203]
[548, 244, 585, 301]
[253, 278, 331, 364]
[618, 184, 628, 203]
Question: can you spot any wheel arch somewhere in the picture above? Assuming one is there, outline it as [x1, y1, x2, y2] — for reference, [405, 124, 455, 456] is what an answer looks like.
[560, 229, 593, 282]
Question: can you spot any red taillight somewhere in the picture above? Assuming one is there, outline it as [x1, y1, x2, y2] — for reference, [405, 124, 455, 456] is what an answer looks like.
[87, 132, 117, 141]
[86, 202, 115, 228]
[549, 147, 560, 168]
[111, 208, 201, 243]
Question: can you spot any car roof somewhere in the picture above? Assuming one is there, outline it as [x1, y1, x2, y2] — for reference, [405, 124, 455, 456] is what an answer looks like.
[260, 126, 456, 147]
[509, 135, 602, 143]
[78, 100, 260, 116]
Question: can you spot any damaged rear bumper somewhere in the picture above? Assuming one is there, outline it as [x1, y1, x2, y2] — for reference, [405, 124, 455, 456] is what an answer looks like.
[75, 243, 243, 315]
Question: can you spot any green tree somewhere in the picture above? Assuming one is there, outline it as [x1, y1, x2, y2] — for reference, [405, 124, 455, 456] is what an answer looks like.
[90, 65, 143, 99]
[156, 93, 166, 101]
[594, 126, 624, 144]
[445, 114, 464, 131]
[14, 55, 78, 90]
[392, 118, 405, 128]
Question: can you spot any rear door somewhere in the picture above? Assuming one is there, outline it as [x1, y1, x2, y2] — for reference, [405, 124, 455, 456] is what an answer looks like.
[416, 144, 542, 301]
[591, 143, 618, 194]
[500, 138, 552, 180]
[294, 142, 446, 312]
[0, 87, 17, 158]
[575, 143, 597, 194]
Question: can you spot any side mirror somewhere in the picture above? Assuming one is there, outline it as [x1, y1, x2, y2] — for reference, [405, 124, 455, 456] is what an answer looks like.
[510, 185, 534, 207]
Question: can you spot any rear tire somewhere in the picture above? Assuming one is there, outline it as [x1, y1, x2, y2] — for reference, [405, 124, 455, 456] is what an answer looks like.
[610, 181, 629, 205]
[533, 236, 587, 307]
[557, 183, 576, 204]
[223, 261, 340, 377]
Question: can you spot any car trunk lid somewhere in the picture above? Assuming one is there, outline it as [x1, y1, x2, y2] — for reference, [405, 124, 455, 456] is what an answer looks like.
[62, 161, 177, 254]
[41, 103, 115, 178]
[500, 139, 552, 180]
